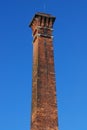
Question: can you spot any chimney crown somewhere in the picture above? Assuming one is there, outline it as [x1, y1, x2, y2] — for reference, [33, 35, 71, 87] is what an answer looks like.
[29, 12, 56, 28]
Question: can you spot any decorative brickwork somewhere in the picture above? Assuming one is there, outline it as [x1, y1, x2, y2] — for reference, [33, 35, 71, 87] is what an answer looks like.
[29, 12, 59, 130]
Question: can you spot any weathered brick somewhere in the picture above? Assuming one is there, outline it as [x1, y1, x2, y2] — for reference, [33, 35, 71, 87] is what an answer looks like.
[29, 12, 59, 130]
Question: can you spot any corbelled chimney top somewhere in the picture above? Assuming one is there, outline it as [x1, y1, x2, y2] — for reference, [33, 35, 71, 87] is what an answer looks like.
[29, 12, 56, 27]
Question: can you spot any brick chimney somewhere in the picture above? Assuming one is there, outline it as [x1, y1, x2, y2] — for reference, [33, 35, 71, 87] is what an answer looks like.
[29, 12, 59, 130]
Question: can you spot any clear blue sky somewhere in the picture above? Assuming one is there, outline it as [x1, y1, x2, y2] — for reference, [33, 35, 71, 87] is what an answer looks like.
[0, 0, 87, 130]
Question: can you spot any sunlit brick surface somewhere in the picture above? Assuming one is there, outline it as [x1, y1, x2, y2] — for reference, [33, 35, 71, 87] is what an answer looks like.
[30, 12, 59, 130]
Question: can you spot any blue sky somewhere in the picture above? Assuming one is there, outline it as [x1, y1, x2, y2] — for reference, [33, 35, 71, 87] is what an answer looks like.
[0, 0, 87, 130]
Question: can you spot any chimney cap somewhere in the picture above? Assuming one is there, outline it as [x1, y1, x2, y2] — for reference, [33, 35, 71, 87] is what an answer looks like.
[29, 12, 56, 27]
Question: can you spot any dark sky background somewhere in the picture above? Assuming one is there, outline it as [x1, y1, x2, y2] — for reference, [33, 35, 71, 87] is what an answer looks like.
[0, 0, 87, 130]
